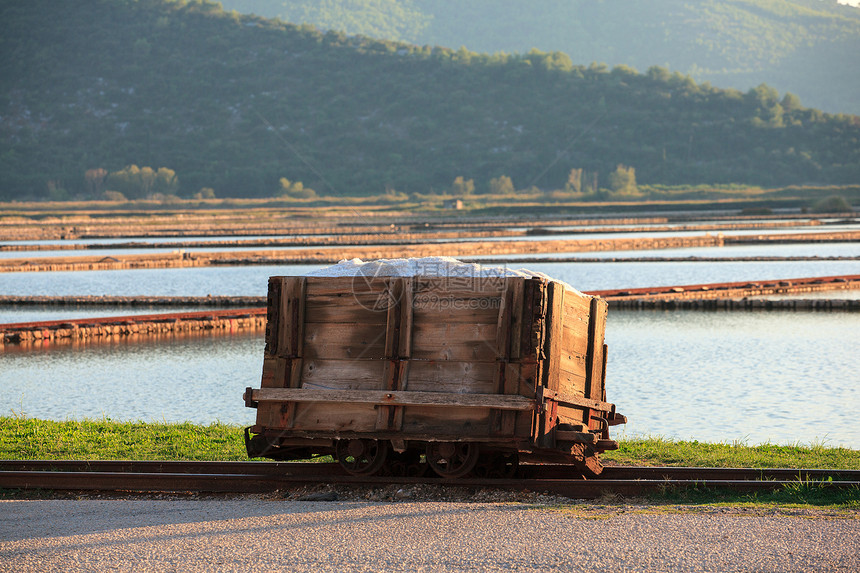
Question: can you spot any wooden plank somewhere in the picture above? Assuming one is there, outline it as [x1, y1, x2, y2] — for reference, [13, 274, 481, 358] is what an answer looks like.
[287, 357, 304, 389]
[557, 406, 588, 427]
[584, 297, 608, 401]
[406, 361, 497, 394]
[508, 278, 525, 361]
[291, 402, 379, 432]
[399, 277, 414, 359]
[542, 281, 565, 392]
[519, 279, 543, 361]
[562, 289, 592, 323]
[302, 322, 387, 360]
[305, 275, 388, 295]
[412, 302, 500, 324]
[400, 405, 492, 436]
[299, 359, 386, 390]
[410, 322, 498, 361]
[303, 297, 388, 325]
[561, 320, 590, 357]
[384, 278, 403, 359]
[498, 359, 526, 436]
[540, 388, 616, 412]
[495, 282, 514, 362]
[601, 344, 608, 402]
[557, 360, 588, 395]
[260, 356, 281, 389]
[264, 277, 281, 356]
[251, 388, 536, 410]
[277, 276, 306, 359]
[555, 430, 597, 444]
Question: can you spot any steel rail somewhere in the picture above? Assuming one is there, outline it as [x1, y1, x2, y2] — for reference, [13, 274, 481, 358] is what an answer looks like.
[1, 461, 857, 498]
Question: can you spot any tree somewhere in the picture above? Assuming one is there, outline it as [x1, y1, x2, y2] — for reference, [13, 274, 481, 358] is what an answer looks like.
[451, 176, 474, 196]
[565, 168, 583, 194]
[488, 175, 514, 195]
[105, 165, 179, 199]
[607, 164, 639, 196]
[278, 177, 316, 198]
[154, 167, 179, 196]
[193, 187, 216, 199]
[84, 168, 107, 197]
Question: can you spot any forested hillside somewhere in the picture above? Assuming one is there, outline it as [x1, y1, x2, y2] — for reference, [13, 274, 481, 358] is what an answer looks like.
[1, 0, 859, 201]
[222, 0, 860, 114]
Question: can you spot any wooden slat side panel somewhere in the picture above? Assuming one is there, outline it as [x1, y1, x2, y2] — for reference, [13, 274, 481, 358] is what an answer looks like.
[255, 402, 288, 430]
[303, 297, 388, 325]
[562, 289, 592, 322]
[305, 276, 388, 295]
[520, 279, 547, 362]
[299, 359, 386, 390]
[399, 278, 414, 359]
[260, 356, 281, 389]
[410, 322, 499, 361]
[405, 361, 497, 394]
[384, 278, 403, 359]
[542, 281, 566, 392]
[508, 278, 525, 361]
[557, 405, 589, 427]
[561, 322, 590, 359]
[495, 281, 514, 362]
[412, 302, 500, 324]
[292, 402, 379, 432]
[535, 281, 564, 449]
[401, 406, 492, 436]
[277, 277, 307, 359]
[302, 322, 387, 360]
[585, 298, 609, 401]
[264, 277, 282, 356]
[557, 358, 588, 396]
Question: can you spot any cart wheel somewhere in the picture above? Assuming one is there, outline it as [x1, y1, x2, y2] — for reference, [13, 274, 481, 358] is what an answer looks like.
[335, 439, 389, 476]
[425, 442, 480, 478]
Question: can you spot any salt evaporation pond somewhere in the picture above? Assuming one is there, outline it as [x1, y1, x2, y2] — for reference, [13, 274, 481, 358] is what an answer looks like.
[2, 311, 857, 449]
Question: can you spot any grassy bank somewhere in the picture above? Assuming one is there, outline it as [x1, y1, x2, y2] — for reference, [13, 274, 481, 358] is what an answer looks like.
[2, 417, 858, 507]
[2, 416, 858, 469]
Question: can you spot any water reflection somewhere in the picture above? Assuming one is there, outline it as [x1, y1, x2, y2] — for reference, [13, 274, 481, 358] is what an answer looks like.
[606, 311, 860, 448]
[1, 330, 262, 426]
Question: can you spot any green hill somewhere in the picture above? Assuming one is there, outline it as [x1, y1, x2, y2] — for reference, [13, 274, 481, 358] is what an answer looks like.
[1, 0, 858, 200]
[222, 0, 860, 115]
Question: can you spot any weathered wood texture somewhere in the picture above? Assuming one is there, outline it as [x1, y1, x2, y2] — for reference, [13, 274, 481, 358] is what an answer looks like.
[252, 275, 609, 448]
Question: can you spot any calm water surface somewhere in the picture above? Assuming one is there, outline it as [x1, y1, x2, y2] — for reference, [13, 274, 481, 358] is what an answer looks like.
[1, 312, 857, 448]
[1, 259, 858, 302]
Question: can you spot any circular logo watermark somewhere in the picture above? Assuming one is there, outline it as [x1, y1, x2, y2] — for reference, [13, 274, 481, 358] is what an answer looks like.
[351, 261, 403, 312]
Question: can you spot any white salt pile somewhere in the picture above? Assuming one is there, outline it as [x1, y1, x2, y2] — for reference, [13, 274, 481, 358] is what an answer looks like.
[306, 256, 582, 294]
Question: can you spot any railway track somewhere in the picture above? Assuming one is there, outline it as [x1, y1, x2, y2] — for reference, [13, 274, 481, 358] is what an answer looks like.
[1, 461, 857, 499]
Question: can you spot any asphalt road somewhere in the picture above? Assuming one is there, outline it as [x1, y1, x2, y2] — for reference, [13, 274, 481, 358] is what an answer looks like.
[1, 499, 857, 572]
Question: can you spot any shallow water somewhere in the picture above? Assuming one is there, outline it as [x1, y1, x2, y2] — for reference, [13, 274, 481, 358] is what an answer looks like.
[1, 312, 857, 448]
[0, 259, 857, 302]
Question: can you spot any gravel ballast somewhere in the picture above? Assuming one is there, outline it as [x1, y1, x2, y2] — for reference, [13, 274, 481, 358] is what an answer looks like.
[1, 498, 858, 572]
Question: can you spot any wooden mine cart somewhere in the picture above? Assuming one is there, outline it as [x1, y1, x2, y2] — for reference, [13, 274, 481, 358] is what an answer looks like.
[244, 274, 625, 478]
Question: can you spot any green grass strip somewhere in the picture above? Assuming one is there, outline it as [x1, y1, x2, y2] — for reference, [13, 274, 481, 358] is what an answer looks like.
[2, 416, 858, 469]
